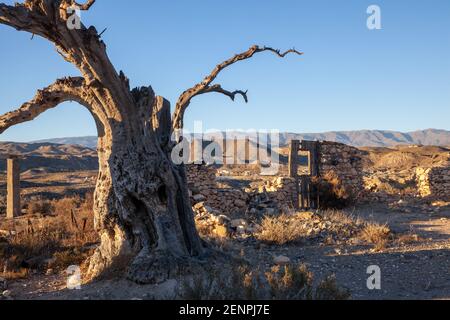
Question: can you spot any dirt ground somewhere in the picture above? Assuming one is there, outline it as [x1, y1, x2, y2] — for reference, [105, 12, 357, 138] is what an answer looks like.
[2, 202, 449, 300]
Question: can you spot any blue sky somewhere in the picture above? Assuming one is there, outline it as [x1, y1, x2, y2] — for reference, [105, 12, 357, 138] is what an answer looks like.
[0, 0, 449, 142]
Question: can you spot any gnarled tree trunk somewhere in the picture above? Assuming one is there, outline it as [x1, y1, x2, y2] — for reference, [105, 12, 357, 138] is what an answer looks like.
[0, 0, 301, 284]
[86, 88, 204, 283]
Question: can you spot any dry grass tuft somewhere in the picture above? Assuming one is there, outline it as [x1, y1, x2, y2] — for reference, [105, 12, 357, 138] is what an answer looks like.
[358, 223, 391, 251]
[255, 214, 306, 245]
[27, 199, 53, 216]
[1, 268, 29, 280]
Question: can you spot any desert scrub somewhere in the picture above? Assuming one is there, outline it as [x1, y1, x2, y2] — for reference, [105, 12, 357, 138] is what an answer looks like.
[358, 223, 392, 251]
[0, 227, 62, 272]
[181, 265, 262, 300]
[50, 248, 87, 270]
[0, 193, 98, 275]
[27, 199, 53, 216]
[255, 210, 364, 246]
[180, 263, 350, 300]
[255, 214, 307, 245]
[266, 264, 350, 300]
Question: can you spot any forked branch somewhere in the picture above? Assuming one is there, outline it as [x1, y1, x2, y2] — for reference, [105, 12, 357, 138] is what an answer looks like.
[172, 45, 303, 130]
[0, 77, 89, 134]
[203, 85, 248, 103]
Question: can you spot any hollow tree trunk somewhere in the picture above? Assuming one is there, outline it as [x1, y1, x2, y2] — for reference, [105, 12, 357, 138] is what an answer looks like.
[86, 88, 204, 284]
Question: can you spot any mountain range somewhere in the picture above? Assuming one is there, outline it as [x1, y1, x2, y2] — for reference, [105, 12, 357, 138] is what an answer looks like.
[30, 129, 450, 148]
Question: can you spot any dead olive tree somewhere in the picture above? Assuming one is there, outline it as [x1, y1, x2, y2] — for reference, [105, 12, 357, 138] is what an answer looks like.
[0, 0, 302, 283]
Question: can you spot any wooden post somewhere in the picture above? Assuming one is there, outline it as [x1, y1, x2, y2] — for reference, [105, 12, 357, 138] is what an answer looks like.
[190, 139, 203, 164]
[234, 138, 238, 165]
[190, 139, 195, 164]
[222, 137, 227, 165]
[7, 156, 21, 219]
[245, 138, 250, 164]
[289, 140, 300, 178]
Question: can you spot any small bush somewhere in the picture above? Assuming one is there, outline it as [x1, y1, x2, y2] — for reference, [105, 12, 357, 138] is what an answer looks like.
[255, 214, 306, 245]
[315, 275, 351, 300]
[265, 264, 313, 299]
[51, 249, 86, 270]
[359, 223, 391, 251]
[27, 200, 53, 215]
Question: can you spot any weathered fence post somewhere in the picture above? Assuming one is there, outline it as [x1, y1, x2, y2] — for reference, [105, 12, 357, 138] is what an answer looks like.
[7, 156, 21, 219]
[289, 140, 300, 178]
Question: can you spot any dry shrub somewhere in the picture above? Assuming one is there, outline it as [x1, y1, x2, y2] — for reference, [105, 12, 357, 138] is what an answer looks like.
[265, 264, 313, 299]
[312, 171, 353, 209]
[51, 249, 87, 270]
[255, 214, 306, 245]
[195, 220, 213, 239]
[256, 210, 366, 246]
[359, 223, 391, 251]
[49, 193, 97, 244]
[27, 199, 53, 215]
[52, 197, 80, 216]
[181, 263, 350, 300]
[395, 228, 421, 246]
[1, 193, 98, 276]
[266, 265, 350, 300]
[181, 264, 261, 300]
[0, 227, 62, 274]
[321, 209, 362, 226]
[315, 275, 351, 300]
[1, 268, 29, 280]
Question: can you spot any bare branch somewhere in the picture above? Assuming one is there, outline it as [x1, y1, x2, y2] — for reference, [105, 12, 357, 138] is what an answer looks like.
[73, 0, 96, 10]
[203, 85, 248, 103]
[0, 1, 120, 86]
[0, 2, 45, 34]
[0, 77, 90, 134]
[172, 45, 303, 130]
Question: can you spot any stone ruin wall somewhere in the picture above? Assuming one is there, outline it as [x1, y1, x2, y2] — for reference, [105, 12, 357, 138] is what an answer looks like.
[186, 141, 450, 216]
[186, 141, 367, 216]
[319, 142, 366, 198]
[416, 164, 450, 200]
[186, 165, 249, 216]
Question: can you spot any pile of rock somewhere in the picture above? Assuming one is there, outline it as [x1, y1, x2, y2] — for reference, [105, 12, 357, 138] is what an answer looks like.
[193, 202, 256, 238]
[0, 277, 11, 300]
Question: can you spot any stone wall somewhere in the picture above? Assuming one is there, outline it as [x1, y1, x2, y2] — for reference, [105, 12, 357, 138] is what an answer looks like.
[185, 141, 367, 215]
[416, 163, 450, 200]
[319, 142, 366, 198]
[186, 165, 249, 215]
[258, 177, 297, 209]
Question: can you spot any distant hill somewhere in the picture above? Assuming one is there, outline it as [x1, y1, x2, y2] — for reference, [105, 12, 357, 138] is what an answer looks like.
[32, 136, 98, 149]
[277, 129, 450, 147]
[31, 129, 450, 148]
[0, 142, 98, 173]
